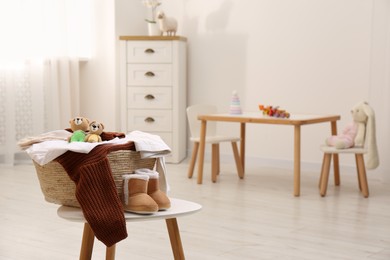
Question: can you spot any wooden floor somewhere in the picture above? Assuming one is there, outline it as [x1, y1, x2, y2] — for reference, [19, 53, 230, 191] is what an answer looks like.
[0, 161, 389, 260]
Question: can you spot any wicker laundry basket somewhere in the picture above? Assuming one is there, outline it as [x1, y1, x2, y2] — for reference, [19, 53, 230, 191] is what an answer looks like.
[33, 150, 156, 207]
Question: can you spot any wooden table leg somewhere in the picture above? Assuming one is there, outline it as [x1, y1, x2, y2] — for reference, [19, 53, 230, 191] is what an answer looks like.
[80, 223, 95, 260]
[166, 218, 185, 260]
[294, 125, 301, 197]
[197, 120, 207, 184]
[240, 123, 246, 172]
[331, 121, 340, 185]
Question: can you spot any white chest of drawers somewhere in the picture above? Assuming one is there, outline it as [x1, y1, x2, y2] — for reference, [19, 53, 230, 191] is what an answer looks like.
[119, 36, 187, 163]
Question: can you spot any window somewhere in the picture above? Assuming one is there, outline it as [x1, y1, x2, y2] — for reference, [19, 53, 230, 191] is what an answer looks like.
[0, 0, 92, 64]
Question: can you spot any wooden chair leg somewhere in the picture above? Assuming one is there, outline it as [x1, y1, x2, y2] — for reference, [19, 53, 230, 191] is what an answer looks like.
[320, 154, 332, 197]
[80, 223, 95, 260]
[166, 218, 185, 260]
[188, 142, 199, 179]
[356, 154, 369, 197]
[231, 142, 244, 179]
[319, 155, 326, 188]
[216, 144, 220, 175]
[333, 154, 340, 186]
[106, 245, 116, 260]
[355, 154, 362, 191]
[211, 144, 219, 182]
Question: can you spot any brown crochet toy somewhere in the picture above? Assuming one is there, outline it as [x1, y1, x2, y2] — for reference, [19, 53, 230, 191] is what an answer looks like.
[85, 121, 104, 143]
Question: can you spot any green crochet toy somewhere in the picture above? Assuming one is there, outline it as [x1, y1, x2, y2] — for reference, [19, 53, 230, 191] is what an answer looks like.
[68, 117, 90, 142]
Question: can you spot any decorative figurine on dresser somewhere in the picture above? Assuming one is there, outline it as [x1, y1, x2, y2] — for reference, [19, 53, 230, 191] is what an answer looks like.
[119, 36, 187, 163]
[157, 11, 178, 36]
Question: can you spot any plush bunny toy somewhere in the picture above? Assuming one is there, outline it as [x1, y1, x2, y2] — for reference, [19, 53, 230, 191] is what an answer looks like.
[326, 101, 379, 169]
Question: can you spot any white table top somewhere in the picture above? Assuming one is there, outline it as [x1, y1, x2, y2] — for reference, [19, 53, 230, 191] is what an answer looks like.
[198, 112, 340, 126]
[57, 198, 202, 223]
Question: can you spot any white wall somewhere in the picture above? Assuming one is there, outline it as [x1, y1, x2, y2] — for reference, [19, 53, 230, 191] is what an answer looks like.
[80, 0, 116, 128]
[369, 0, 390, 182]
[82, 0, 390, 181]
[181, 0, 390, 181]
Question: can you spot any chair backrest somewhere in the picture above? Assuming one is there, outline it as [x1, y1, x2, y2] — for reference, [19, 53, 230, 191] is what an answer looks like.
[352, 101, 379, 169]
[186, 104, 217, 138]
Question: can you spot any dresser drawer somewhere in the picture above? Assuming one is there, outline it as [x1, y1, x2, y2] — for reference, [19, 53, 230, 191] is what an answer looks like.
[127, 87, 172, 109]
[126, 41, 172, 63]
[127, 110, 172, 132]
[127, 64, 172, 86]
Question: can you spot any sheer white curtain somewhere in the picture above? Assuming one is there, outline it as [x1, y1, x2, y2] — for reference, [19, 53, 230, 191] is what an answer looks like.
[0, 0, 92, 165]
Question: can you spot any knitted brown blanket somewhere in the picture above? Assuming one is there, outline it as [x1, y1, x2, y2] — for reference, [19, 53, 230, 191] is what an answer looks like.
[56, 141, 135, 247]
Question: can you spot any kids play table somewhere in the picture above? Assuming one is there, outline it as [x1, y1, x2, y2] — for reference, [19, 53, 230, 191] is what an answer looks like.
[196, 112, 341, 196]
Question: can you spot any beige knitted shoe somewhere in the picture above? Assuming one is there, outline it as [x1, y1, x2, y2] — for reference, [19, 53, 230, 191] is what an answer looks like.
[122, 174, 158, 214]
[135, 169, 171, 210]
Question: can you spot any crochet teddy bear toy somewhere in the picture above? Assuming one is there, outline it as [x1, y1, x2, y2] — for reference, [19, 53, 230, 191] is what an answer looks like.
[84, 121, 104, 143]
[68, 117, 90, 142]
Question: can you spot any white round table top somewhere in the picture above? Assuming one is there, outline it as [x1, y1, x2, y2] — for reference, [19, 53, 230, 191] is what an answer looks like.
[57, 198, 202, 223]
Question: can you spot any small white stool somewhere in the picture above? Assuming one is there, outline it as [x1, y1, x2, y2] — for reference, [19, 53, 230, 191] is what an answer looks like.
[57, 198, 202, 260]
